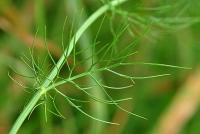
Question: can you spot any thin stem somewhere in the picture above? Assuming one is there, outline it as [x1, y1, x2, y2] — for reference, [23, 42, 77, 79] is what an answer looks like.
[10, 0, 127, 133]
[10, 88, 46, 134]
[42, 0, 127, 87]
[65, 0, 108, 134]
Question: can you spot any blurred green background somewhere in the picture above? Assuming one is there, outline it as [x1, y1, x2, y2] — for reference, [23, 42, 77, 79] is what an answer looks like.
[1, 0, 200, 134]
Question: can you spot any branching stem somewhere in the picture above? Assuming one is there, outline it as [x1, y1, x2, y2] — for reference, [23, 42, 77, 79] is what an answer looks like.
[9, 0, 127, 134]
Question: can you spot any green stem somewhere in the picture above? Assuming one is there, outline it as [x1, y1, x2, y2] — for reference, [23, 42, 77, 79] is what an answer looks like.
[10, 0, 127, 133]
[35, 0, 46, 35]
[66, 1, 107, 134]
[10, 89, 45, 134]
[42, 0, 127, 87]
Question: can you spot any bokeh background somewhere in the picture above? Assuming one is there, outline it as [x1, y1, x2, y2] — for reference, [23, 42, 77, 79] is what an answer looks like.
[0, 0, 200, 134]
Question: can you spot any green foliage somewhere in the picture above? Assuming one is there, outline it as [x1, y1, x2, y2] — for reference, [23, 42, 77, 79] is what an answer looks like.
[3, 0, 199, 134]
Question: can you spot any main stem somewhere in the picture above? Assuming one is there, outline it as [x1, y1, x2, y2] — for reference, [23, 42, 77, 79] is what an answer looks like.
[10, 0, 127, 133]
[66, 1, 108, 134]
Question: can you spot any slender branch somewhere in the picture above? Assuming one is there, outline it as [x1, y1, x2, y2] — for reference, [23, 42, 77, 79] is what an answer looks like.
[9, 0, 127, 134]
